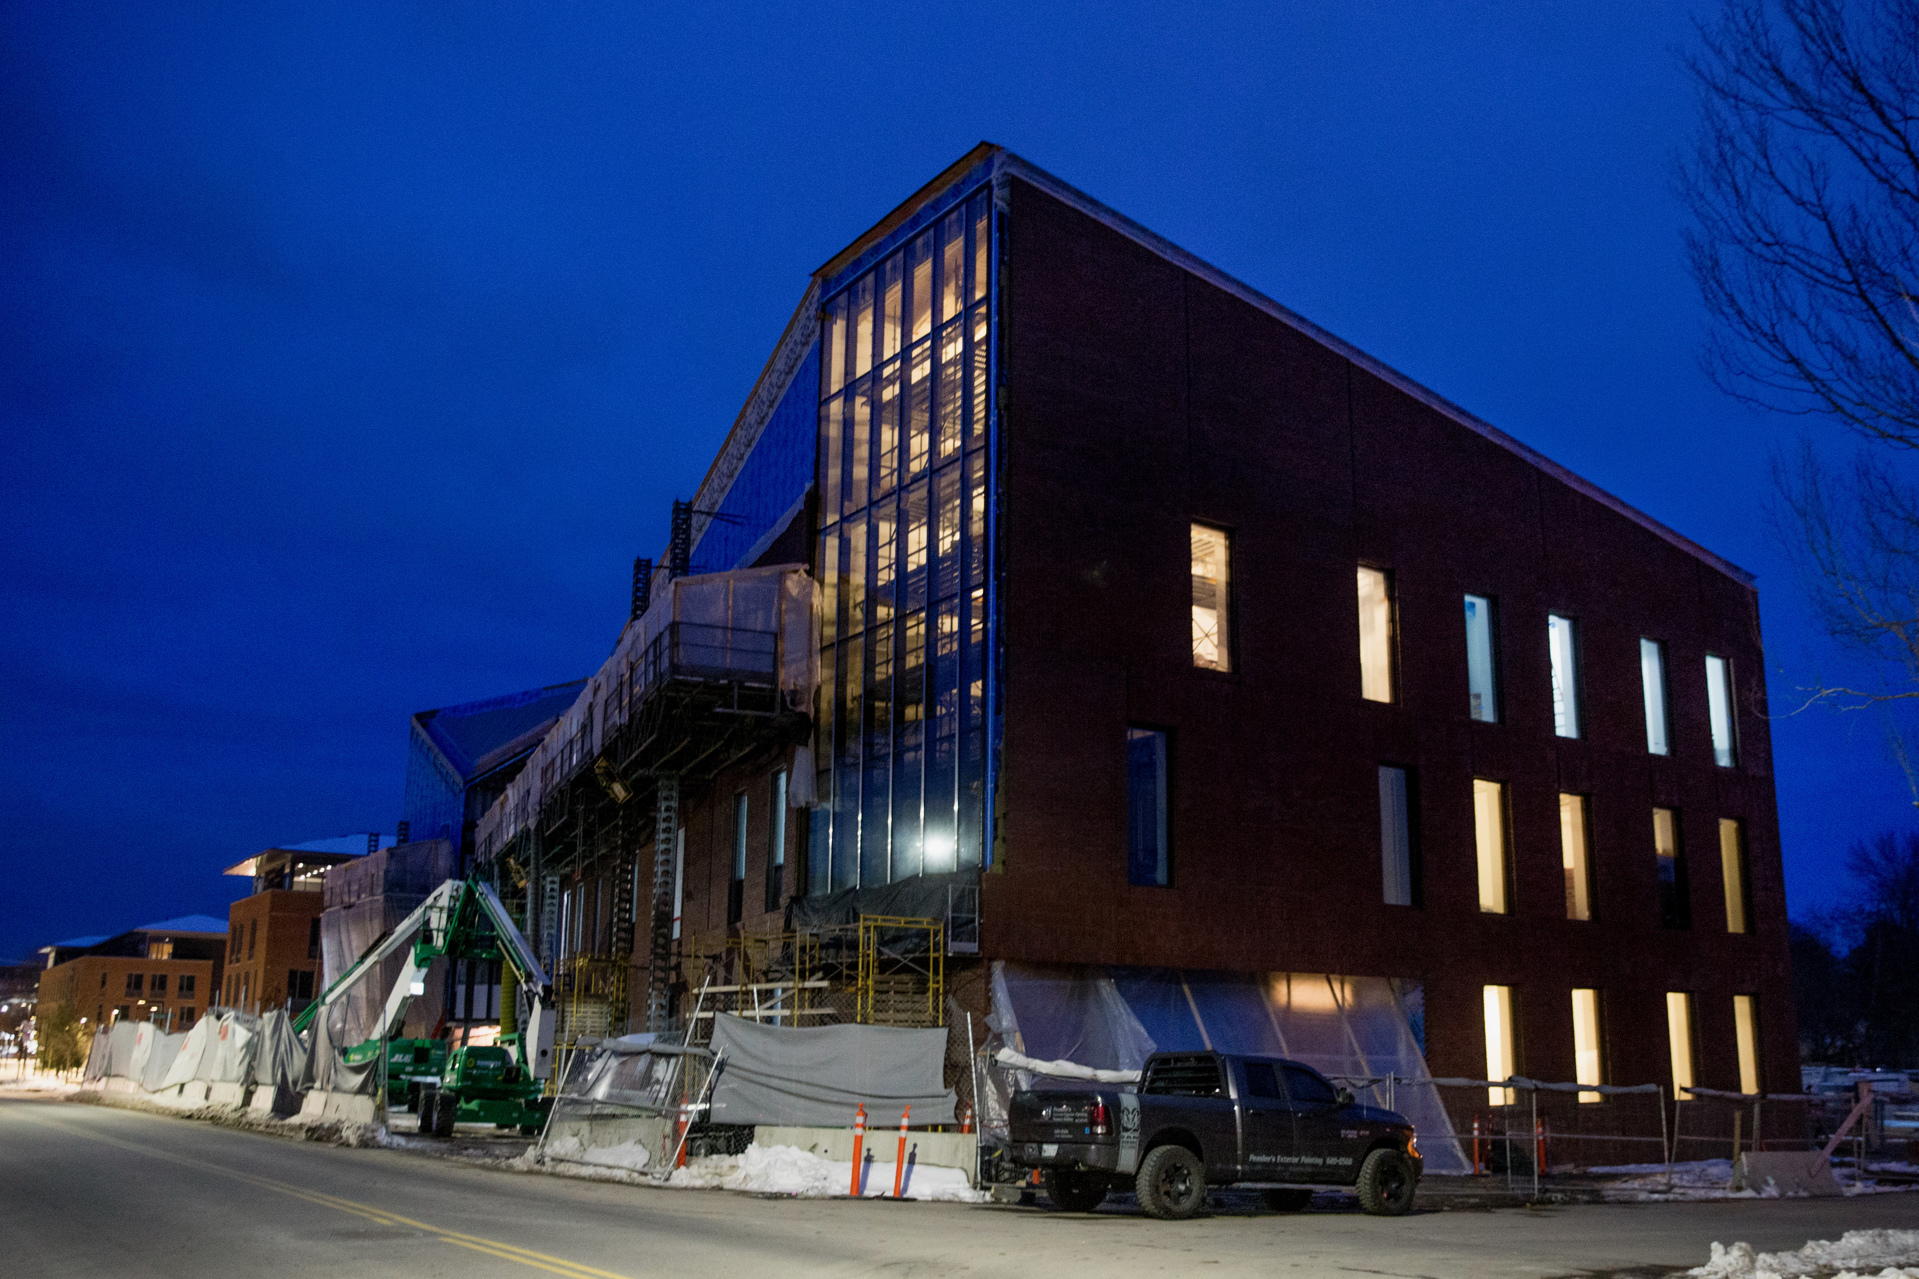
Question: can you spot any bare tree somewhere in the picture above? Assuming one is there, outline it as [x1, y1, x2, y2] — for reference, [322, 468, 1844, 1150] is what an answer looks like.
[1681, 0, 1919, 447]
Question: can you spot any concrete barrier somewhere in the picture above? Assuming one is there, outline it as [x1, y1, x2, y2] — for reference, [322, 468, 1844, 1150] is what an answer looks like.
[755, 1126, 978, 1185]
[1731, 1151, 1842, 1196]
[296, 1090, 378, 1126]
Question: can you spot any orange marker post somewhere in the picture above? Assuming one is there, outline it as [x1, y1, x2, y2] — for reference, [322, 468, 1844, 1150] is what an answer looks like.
[959, 1104, 973, 1134]
[1472, 1117, 1483, 1175]
[849, 1104, 866, 1197]
[892, 1106, 912, 1199]
[1535, 1118, 1546, 1175]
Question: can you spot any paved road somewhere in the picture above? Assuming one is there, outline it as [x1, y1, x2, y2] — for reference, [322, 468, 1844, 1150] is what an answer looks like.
[2, 1096, 1914, 1279]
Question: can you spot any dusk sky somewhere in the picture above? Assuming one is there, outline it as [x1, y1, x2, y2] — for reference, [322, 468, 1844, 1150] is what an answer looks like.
[3, 2, 1908, 961]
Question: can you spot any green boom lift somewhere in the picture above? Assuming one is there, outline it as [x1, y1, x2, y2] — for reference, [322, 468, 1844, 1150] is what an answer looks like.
[292, 877, 557, 1136]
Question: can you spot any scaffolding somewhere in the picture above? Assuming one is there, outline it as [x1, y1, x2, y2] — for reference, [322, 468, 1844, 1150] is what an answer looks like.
[678, 915, 946, 1046]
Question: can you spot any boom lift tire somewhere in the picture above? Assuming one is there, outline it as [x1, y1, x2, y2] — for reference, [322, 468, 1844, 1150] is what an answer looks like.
[1355, 1148, 1417, 1216]
[431, 1089, 459, 1138]
[415, 1085, 438, 1134]
[1134, 1145, 1206, 1220]
[1043, 1168, 1107, 1213]
[1261, 1188, 1313, 1212]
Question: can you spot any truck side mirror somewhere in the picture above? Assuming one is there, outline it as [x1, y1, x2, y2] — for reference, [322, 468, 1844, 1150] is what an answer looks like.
[1336, 1087, 1354, 1107]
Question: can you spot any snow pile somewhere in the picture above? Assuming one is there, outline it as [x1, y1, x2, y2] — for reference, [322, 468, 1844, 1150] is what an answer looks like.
[1690, 1230, 1919, 1279]
[668, 1142, 985, 1202]
[1593, 1159, 1741, 1196]
[542, 1134, 652, 1173]
[0, 1068, 83, 1094]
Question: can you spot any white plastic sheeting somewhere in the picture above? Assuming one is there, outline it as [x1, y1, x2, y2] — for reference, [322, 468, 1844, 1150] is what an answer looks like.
[986, 962, 1469, 1175]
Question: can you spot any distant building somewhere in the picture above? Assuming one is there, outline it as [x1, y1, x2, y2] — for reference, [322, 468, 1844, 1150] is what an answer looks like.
[403, 682, 586, 873]
[36, 915, 228, 1029]
[219, 833, 396, 1013]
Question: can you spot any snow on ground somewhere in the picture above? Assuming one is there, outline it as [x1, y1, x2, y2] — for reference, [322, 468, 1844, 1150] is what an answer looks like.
[1689, 1229, 1919, 1279]
[0, 1066, 84, 1094]
[542, 1134, 652, 1173]
[666, 1143, 985, 1202]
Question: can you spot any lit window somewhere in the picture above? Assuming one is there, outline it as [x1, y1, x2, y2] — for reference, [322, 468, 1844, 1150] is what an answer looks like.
[1357, 567, 1394, 702]
[1571, 989, 1604, 1103]
[1706, 655, 1738, 767]
[1655, 808, 1689, 929]
[1719, 818, 1749, 934]
[1548, 615, 1580, 738]
[1127, 728, 1169, 886]
[1473, 779, 1508, 914]
[1560, 794, 1592, 921]
[1640, 639, 1670, 755]
[1483, 985, 1517, 1106]
[1666, 991, 1696, 1097]
[1379, 765, 1415, 906]
[1733, 995, 1761, 1095]
[1464, 595, 1498, 722]
[1190, 525, 1230, 671]
[766, 770, 788, 914]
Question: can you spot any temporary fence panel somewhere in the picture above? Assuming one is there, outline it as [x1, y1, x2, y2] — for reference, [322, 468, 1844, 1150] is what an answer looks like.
[140, 1030, 187, 1092]
[986, 962, 1470, 1175]
[706, 1013, 957, 1126]
[251, 1010, 307, 1091]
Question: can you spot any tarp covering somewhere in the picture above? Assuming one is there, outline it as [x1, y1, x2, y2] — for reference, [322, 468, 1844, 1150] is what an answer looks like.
[298, 1005, 379, 1096]
[707, 1014, 956, 1127]
[319, 839, 453, 1046]
[987, 962, 1469, 1175]
[252, 1010, 308, 1091]
[83, 1021, 136, 1082]
[787, 869, 977, 932]
[140, 1029, 186, 1092]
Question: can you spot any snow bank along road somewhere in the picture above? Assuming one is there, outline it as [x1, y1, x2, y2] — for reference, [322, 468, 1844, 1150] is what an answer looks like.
[2, 1097, 1914, 1279]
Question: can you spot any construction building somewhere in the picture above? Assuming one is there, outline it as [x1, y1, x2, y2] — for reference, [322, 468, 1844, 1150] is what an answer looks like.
[35, 915, 227, 1029]
[473, 145, 1793, 1162]
[219, 834, 399, 1013]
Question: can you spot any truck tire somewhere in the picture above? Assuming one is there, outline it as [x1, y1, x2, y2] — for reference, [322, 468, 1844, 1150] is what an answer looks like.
[431, 1090, 459, 1139]
[1044, 1168, 1107, 1213]
[1261, 1188, 1313, 1212]
[1135, 1145, 1206, 1220]
[1355, 1148, 1417, 1216]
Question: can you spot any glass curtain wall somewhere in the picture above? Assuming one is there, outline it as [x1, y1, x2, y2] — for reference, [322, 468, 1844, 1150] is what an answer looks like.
[812, 190, 992, 892]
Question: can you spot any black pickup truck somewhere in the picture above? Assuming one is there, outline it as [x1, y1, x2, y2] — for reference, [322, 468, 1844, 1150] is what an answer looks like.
[1008, 1051, 1421, 1219]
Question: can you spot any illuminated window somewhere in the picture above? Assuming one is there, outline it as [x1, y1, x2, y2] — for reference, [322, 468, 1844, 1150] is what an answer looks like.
[1571, 989, 1604, 1103]
[1548, 615, 1580, 738]
[765, 770, 788, 914]
[1719, 818, 1749, 933]
[1640, 639, 1670, 755]
[1465, 594, 1498, 722]
[1483, 985, 1517, 1106]
[1191, 525, 1231, 671]
[1474, 779, 1508, 914]
[1357, 567, 1394, 701]
[1733, 995, 1761, 1095]
[1666, 991, 1696, 1097]
[1379, 765, 1415, 906]
[1706, 655, 1738, 767]
[1560, 794, 1592, 921]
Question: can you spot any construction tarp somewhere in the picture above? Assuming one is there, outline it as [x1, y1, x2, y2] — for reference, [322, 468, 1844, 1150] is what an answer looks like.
[707, 1014, 956, 1127]
[252, 1010, 307, 1091]
[83, 1022, 134, 1082]
[319, 839, 453, 1046]
[140, 1029, 187, 1092]
[562, 1037, 706, 1112]
[160, 1015, 215, 1088]
[986, 962, 1469, 1176]
[787, 869, 976, 933]
[297, 1004, 378, 1096]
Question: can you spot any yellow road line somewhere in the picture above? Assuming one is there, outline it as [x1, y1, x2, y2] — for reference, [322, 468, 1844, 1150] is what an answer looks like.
[2, 1104, 632, 1279]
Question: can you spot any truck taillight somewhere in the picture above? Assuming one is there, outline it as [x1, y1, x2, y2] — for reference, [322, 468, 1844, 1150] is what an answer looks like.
[1089, 1100, 1110, 1135]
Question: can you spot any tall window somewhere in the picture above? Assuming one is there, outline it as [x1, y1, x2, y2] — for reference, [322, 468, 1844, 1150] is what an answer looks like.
[1357, 567, 1394, 701]
[1483, 985, 1517, 1106]
[1706, 655, 1738, 767]
[1127, 728, 1170, 887]
[1191, 525, 1231, 671]
[1379, 765, 1416, 906]
[814, 189, 991, 890]
[1571, 988, 1604, 1103]
[1465, 594, 1498, 722]
[1733, 995, 1762, 1095]
[1560, 793, 1592, 921]
[765, 770, 788, 913]
[1548, 615, 1580, 738]
[1719, 818, 1749, 933]
[1473, 779, 1509, 914]
[729, 792, 748, 924]
[1665, 991, 1696, 1097]
[1655, 808, 1689, 929]
[1640, 639, 1670, 755]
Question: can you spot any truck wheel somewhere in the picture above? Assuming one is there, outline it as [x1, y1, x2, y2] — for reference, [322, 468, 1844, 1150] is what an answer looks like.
[1261, 1188, 1313, 1212]
[1044, 1168, 1107, 1213]
[1135, 1145, 1206, 1220]
[1355, 1148, 1417, 1216]
[431, 1090, 459, 1139]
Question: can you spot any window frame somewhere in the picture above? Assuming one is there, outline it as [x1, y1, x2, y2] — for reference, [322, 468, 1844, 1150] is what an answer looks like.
[1379, 763, 1420, 907]
[1472, 778, 1512, 915]
[1654, 807, 1690, 929]
[1126, 725, 1172, 888]
[1559, 792, 1594, 922]
[1705, 654, 1739, 768]
[1189, 522, 1234, 674]
[1639, 638, 1671, 755]
[1548, 613, 1582, 739]
[1464, 593, 1501, 723]
[1357, 564, 1398, 703]
[1483, 984, 1519, 1106]
[1719, 817, 1751, 934]
[1571, 987, 1606, 1103]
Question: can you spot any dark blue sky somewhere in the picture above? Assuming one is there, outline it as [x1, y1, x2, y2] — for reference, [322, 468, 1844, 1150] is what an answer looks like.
[2, 3, 1904, 960]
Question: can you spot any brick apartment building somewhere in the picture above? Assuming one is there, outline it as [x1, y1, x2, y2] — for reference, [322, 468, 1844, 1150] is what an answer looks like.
[480, 146, 1791, 1155]
[219, 835, 397, 1013]
[36, 916, 227, 1029]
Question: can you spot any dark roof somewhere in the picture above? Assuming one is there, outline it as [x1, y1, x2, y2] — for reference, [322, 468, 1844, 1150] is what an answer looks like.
[135, 915, 230, 936]
[49, 935, 107, 949]
[413, 680, 588, 783]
